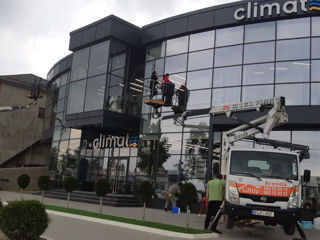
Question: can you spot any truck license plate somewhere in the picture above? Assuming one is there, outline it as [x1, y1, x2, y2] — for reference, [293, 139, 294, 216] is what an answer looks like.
[251, 210, 274, 217]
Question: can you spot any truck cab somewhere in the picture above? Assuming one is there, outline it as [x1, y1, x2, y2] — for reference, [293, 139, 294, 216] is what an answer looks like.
[225, 148, 301, 235]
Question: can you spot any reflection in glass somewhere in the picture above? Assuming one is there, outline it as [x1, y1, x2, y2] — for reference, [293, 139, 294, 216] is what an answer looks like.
[187, 89, 211, 110]
[187, 69, 212, 90]
[70, 129, 82, 139]
[183, 116, 210, 132]
[106, 85, 124, 113]
[160, 114, 182, 133]
[276, 39, 310, 61]
[165, 54, 187, 74]
[144, 61, 155, 78]
[214, 45, 243, 67]
[166, 36, 189, 56]
[311, 83, 320, 105]
[58, 85, 66, 100]
[71, 48, 90, 81]
[189, 30, 215, 52]
[212, 87, 240, 106]
[275, 83, 309, 105]
[242, 85, 273, 102]
[275, 61, 310, 83]
[312, 60, 320, 82]
[141, 115, 160, 134]
[60, 73, 68, 86]
[146, 41, 166, 60]
[188, 49, 213, 71]
[170, 72, 186, 86]
[245, 21, 275, 43]
[216, 26, 243, 47]
[277, 18, 310, 39]
[312, 17, 320, 36]
[88, 41, 110, 77]
[243, 63, 274, 85]
[213, 66, 241, 87]
[110, 53, 126, 71]
[162, 133, 183, 155]
[57, 99, 65, 113]
[312, 38, 320, 59]
[84, 75, 106, 111]
[67, 80, 86, 114]
[53, 126, 61, 142]
[155, 58, 165, 76]
[244, 42, 275, 64]
[183, 131, 209, 156]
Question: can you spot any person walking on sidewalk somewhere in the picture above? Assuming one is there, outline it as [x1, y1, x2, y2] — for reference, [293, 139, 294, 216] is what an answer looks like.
[204, 174, 225, 234]
[164, 182, 182, 211]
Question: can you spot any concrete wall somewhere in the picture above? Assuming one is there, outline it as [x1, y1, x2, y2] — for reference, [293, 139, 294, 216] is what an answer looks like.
[0, 81, 48, 166]
[0, 166, 48, 191]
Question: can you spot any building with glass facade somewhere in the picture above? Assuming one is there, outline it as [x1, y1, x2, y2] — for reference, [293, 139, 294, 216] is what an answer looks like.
[43, 0, 320, 193]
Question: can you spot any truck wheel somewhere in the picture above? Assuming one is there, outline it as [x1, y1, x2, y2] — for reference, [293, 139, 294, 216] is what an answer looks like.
[283, 224, 296, 235]
[225, 214, 235, 229]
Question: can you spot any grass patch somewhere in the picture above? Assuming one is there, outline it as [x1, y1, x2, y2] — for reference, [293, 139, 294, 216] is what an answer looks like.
[45, 205, 209, 234]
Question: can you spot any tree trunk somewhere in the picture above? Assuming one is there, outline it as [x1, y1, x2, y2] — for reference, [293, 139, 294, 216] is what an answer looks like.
[99, 197, 103, 214]
[142, 202, 146, 221]
[20, 189, 23, 200]
[186, 206, 190, 230]
[67, 192, 70, 208]
[41, 190, 44, 204]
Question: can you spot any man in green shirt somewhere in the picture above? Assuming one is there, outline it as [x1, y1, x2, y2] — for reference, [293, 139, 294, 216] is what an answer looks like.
[204, 174, 226, 234]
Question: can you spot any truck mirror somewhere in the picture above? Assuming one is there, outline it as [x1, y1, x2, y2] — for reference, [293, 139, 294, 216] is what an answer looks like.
[303, 169, 311, 183]
[213, 162, 220, 176]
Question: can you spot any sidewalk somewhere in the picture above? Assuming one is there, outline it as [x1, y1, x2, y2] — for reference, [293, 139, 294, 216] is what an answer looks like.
[0, 191, 205, 230]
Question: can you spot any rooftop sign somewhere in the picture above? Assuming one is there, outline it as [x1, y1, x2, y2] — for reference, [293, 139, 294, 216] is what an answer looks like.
[234, 0, 318, 21]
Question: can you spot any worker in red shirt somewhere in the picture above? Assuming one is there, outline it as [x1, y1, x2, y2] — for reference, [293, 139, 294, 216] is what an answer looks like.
[162, 74, 175, 106]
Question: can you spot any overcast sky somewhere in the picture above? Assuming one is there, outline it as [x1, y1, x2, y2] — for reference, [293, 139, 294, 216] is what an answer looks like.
[0, 0, 236, 78]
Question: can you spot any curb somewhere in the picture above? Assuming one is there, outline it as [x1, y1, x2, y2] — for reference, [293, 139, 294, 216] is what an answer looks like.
[46, 210, 218, 239]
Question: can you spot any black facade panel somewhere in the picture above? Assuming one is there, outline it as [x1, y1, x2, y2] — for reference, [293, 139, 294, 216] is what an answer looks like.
[188, 11, 215, 32]
[66, 55, 73, 69]
[110, 19, 141, 46]
[69, 31, 82, 51]
[142, 24, 165, 44]
[164, 17, 188, 38]
[214, 3, 246, 28]
[96, 20, 112, 40]
[59, 59, 67, 73]
[82, 26, 97, 46]
[89, 110, 104, 117]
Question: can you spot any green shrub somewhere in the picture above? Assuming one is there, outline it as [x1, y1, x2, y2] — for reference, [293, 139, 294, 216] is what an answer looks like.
[179, 183, 197, 229]
[136, 181, 155, 221]
[63, 177, 77, 193]
[37, 176, 50, 191]
[94, 179, 110, 214]
[17, 174, 30, 190]
[0, 200, 49, 240]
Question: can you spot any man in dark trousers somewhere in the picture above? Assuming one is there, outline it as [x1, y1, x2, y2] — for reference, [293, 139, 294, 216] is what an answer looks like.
[175, 84, 189, 113]
[204, 174, 225, 234]
[162, 73, 175, 106]
[149, 71, 159, 99]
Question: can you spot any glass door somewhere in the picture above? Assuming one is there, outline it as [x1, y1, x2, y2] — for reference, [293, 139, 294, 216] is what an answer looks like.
[109, 157, 128, 194]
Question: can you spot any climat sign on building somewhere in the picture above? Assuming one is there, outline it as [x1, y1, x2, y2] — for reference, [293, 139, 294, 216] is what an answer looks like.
[82, 134, 138, 149]
[234, 0, 317, 20]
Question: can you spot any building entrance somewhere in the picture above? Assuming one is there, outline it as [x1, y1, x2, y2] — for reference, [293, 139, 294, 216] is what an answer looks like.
[109, 157, 129, 194]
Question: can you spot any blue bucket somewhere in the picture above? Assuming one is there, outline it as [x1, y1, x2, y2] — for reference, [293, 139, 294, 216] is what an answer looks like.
[301, 221, 312, 229]
[172, 207, 180, 214]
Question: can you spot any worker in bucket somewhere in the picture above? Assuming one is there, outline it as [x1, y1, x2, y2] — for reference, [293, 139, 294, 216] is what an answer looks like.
[164, 182, 182, 211]
[162, 73, 175, 106]
[204, 174, 225, 234]
[149, 71, 159, 99]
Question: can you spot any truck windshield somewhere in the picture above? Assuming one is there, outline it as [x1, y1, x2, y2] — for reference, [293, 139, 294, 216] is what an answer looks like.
[230, 151, 298, 181]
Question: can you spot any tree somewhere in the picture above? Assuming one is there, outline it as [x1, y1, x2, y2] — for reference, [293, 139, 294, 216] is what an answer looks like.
[136, 181, 155, 221]
[17, 174, 30, 200]
[179, 183, 198, 229]
[137, 137, 171, 175]
[94, 179, 110, 214]
[37, 176, 51, 204]
[63, 176, 78, 208]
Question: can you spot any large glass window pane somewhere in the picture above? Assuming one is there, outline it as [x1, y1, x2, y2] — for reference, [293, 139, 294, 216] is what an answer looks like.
[187, 69, 212, 90]
[212, 87, 241, 106]
[312, 37, 320, 59]
[60, 73, 68, 86]
[56, 99, 65, 113]
[106, 85, 124, 113]
[160, 113, 182, 132]
[166, 36, 189, 56]
[170, 72, 186, 86]
[189, 30, 215, 52]
[146, 41, 165, 60]
[84, 75, 106, 111]
[109, 74, 124, 87]
[58, 85, 66, 99]
[214, 45, 243, 67]
[144, 61, 155, 78]
[88, 41, 110, 77]
[245, 21, 275, 43]
[243, 63, 274, 85]
[161, 133, 183, 155]
[165, 54, 187, 74]
[275, 84, 309, 105]
[312, 60, 320, 82]
[242, 85, 274, 102]
[216, 26, 243, 47]
[311, 83, 320, 105]
[183, 116, 210, 132]
[312, 17, 320, 36]
[110, 53, 126, 71]
[155, 58, 165, 76]
[70, 129, 81, 139]
[71, 48, 90, 81]
[275, 61, 310, 83]
[67, 80, 86, 114]
[183, 132, 209, 156]
[244, 42, 275, 64]
[187, 89, 211, 110]
[188, 49, 213, 71]
[277, 18, 310, 39]
[213, 66, 241, 87]
[276, 39, 310, 61]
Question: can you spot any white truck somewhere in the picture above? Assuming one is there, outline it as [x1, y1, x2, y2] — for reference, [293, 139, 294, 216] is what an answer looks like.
[161, 96, 311, 236]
